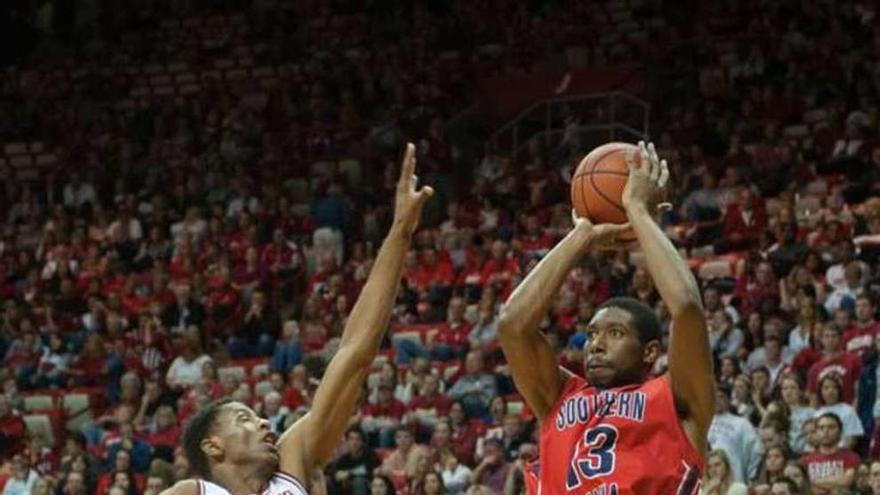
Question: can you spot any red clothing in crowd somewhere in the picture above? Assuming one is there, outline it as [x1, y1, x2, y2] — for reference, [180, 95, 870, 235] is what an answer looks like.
[0, 410, 26, 460]
[806, 352, 863, 404]
[283, 386, 307, 411]
[790, 346, 823, 378]
[480, 257, 520, 297]
[432, 320, 473, 349]
[734, 276, 780, 314]
[260, 243, 304, 274]
[519, 232, 554, 258]
[451, 420, 485, 467]
[409, 393, 453, 416]
[722, 202, 768, 245]
[843, 322, 880, 360]
[800, 449, 860, 495]
[143, 427, 181, 448]
[363, 399, 407, 420]
[409, 259, 455, 292]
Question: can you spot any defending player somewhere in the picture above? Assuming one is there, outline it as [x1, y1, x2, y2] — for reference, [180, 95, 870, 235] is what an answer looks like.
[160, 143, 433, 495]
[499, 142, 714, 494]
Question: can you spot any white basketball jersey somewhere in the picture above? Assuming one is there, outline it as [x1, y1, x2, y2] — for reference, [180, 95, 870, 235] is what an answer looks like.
[197, 472, 308, 495]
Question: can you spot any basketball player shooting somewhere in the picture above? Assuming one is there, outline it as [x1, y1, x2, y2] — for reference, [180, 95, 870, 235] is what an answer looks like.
[498, 142, 714, 494]
[160, 143, 433, 495]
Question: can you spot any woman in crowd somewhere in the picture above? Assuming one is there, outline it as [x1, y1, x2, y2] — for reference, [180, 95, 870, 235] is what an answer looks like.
[702, 449, 748, 495]
[754, 444, 790, 487]
[779, 375, 816, 454]
[813, 374, 864, 449]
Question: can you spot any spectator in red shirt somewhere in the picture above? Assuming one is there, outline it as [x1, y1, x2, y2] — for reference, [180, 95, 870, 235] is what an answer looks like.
[203, 265, 242, 336]
[735, 260, 781, 316]
[807, 324, 862, 406]
[0, 394, 25, 461]
[716, 186, 768, 253]
[429, 296, 473, 360]
[843, 295, 880, 360]
[260, 227, 304, 302]
[232, 246, 267, 300]
[298, 295, 329, 353]
[418, 248, 455, 295]
[67, 333, 118, 388]
[800, 413, 860, 494]
[409, 374, 453, 427]
[518, 214, 554, 258]
[284, 365, 313, 410]
[480, 240, 521, 299]
[142, 404, 180, 451]
[362, 383, 408, 448]
[395, 296, 473, 364]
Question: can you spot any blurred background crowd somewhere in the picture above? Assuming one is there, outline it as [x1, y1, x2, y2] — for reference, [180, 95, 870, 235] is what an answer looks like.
[1, 0, 880, 494]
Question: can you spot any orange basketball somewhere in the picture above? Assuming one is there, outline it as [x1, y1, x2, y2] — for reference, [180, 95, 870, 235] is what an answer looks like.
[570, 142, 639, 234]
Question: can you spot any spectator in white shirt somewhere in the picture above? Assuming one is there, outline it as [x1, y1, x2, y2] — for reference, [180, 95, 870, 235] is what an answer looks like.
[814, 374, 864, 450]
[824, 262, 865, 314]
[709, 385, 763, 483]
[165, 326, 212, 391]
[1, 454, 40, 495]
[709, 311, 745, 360]
[441, 451, 472, 495]
[745, 335, 794, 383]
[62, 172, 98, 209]
[825, 241, 869, 291]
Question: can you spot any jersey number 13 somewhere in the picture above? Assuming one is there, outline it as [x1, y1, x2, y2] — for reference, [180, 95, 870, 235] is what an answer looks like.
[566, 425, 619, 490]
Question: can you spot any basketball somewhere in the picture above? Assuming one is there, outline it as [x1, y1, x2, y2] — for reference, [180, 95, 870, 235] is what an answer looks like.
[571, 142, 640, 229]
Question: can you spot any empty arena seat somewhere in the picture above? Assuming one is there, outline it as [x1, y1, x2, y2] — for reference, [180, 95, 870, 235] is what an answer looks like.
[62, 393, 92, 433]
[698, 259, 733, 280]
[4, 142, 28, 155]
[338, 159, 362, 185]
[218, 366, 246, 382]
[508, 401, 525, 415]
[23, 414, 55, 447]
[23, 394, 55, 412]
[251, 363, 270, 378]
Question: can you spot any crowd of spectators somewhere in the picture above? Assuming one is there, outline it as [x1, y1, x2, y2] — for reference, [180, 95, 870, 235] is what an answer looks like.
[1, 0, 880, 495]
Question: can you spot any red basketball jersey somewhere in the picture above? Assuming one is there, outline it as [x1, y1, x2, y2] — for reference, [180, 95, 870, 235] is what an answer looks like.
[530, 373, 704, 495]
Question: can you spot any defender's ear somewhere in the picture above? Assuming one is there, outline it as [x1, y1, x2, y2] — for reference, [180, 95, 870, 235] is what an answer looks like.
[643, 340, 662, 366]
[200, 436, 224, 459]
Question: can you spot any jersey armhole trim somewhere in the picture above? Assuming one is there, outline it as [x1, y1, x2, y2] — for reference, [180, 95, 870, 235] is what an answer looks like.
[276, 470, 309, 494]
[539, 370, 583, 431]
[661, 373, 706, 463]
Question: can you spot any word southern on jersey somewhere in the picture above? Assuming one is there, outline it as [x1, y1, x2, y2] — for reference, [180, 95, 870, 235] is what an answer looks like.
[197, 472, 308, 495]
[527, 374, 704, 495]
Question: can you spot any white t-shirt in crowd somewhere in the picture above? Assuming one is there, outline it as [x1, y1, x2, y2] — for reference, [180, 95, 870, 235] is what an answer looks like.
[166, 355, 212, 388]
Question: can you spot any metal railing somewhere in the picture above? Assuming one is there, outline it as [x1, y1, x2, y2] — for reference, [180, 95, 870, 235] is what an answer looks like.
[485, 91, 650, 160]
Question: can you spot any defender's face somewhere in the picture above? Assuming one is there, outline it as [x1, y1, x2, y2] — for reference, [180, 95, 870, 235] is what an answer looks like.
[583, 308, 647, 388]
[207, 402, 279, 474]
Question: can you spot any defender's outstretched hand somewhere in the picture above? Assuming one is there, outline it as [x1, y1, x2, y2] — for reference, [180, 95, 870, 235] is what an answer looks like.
[277, 142, 433, 482]
[622, 140, 670, 213]
[394, 143, 434, 235]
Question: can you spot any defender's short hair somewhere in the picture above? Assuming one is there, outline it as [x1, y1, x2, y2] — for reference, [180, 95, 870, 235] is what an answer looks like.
[182, 398, 234, 479]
